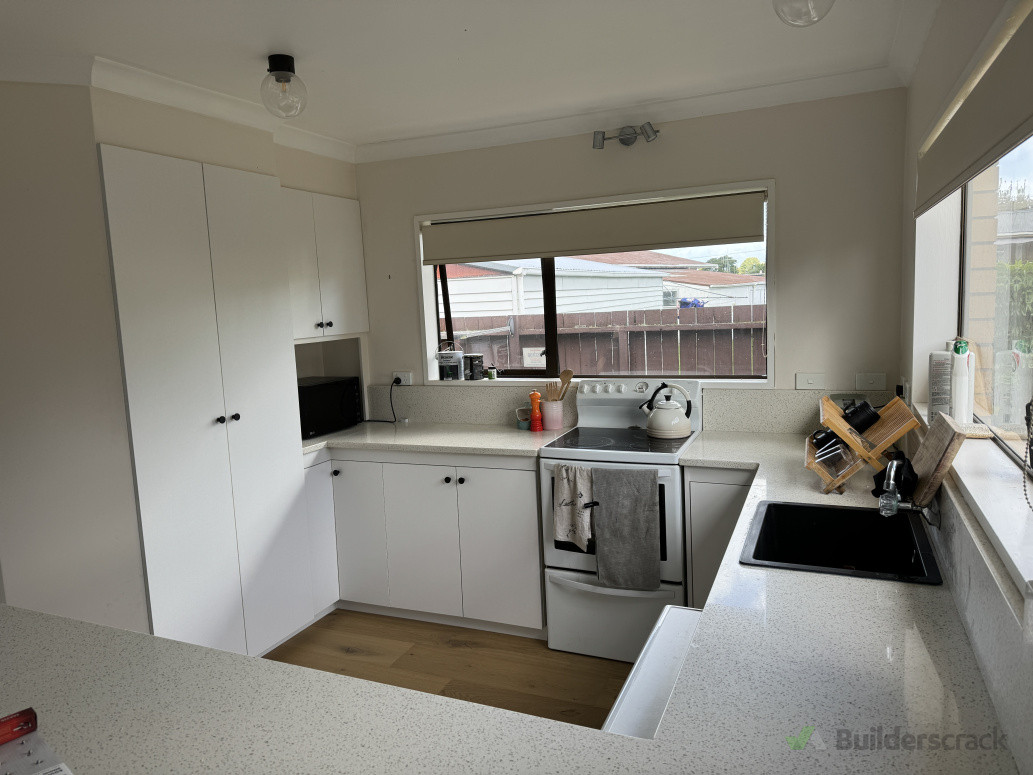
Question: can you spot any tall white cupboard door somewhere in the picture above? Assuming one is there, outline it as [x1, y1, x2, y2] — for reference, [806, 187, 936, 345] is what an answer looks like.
[334, 461, 390, 606]
[203, 163, 311, 655]
[312, 193, 369, 335]
[304, 461, 341, 614]
[99, 145, 246, 654]
[383, 464, 463, 617]
[281, 188, 323, 339]
[456, 468, 543, 629]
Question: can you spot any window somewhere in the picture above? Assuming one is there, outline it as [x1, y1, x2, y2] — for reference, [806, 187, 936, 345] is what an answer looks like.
[960, 133, 1033, 469]
[425, 190, 769, 379]
[434, 244, 767, 378]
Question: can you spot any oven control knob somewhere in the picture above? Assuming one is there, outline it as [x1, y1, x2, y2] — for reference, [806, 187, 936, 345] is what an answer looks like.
[603, 384, 613, 393]
[616, 384, 626, 393]
[592, 384, 602, 393]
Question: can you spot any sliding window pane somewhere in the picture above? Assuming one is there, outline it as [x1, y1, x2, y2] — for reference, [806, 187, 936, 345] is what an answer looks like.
[962, 135, 1033, 460]
[436, 259, 547, 373]
[553, 246, 767, 377]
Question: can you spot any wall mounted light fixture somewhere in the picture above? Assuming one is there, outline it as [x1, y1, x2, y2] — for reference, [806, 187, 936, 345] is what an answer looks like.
[261, 54, 308, 118]
[592, 122, 659, 150]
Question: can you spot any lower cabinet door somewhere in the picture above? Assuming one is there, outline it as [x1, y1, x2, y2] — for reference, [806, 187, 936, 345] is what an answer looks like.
[334, 461, 390, 607]
[304, 461, 340, 614]
[383, 463, 463, 617]
[457, 468, 543, 629]
[688, 482, 749, 608]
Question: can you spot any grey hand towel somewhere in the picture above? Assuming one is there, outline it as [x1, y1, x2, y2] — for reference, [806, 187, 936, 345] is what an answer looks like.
[593, 468, 661, 590]
[553, 465, 593, 551]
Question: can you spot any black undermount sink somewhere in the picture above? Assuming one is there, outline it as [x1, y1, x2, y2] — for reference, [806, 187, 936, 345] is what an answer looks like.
[739, 501, 942, 584]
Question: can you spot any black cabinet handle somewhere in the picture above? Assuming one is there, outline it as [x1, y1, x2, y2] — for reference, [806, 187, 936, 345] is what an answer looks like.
[230, 413, 240, 421]
[332, 469, 341, 477]
[457, 477, 466, 484]
[443, 476, 452, 483]
[316, 322, 324, 329]
[325, 321, 333, 328]
[216, 416, 227, 424]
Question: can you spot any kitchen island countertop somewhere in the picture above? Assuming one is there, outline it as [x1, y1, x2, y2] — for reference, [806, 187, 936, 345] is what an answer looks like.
[0, 431, 1017, 774]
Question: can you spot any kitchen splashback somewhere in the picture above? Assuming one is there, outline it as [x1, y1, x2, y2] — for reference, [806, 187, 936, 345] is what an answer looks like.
[367, 383, 894, 433]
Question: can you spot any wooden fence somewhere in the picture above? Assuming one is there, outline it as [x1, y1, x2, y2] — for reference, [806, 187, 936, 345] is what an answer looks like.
[446, 305, 767, 376]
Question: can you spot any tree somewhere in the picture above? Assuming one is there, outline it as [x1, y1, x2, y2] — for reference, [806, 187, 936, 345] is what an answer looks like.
[738, 257, 765, 275]
[706, 255, 738, 273]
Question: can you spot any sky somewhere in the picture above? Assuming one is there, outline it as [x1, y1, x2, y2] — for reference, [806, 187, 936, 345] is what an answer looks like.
[657, 241, 766, 266]
[997, 135, 1033, 191]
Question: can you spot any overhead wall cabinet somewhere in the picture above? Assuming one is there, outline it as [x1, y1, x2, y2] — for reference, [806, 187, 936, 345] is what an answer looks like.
[100, 144, 313, 656]
[332, 455, 543, 631]
[282, 188, 369, 340]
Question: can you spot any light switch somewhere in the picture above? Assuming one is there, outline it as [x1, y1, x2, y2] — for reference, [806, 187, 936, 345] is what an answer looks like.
[795, 372, 826, 390]
[855, 372, 887, 391]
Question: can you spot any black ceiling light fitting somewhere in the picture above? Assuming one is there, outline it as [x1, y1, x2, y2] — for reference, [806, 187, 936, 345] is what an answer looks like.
[592, 122, 659, 150]
[261, 54, 308, 118]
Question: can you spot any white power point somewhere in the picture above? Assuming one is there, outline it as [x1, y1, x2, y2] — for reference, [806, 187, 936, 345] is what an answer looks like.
[855, 372, 887, 391]
[392, 371, 413, 386]
[795, 372, 826, 390]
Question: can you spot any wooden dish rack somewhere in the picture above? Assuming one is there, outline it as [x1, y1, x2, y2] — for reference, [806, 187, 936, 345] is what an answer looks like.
[805, 396, 920, 494]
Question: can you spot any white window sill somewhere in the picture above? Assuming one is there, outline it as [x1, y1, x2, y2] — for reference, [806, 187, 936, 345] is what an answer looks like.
[913, 402, 1033, 595]
[422, 377, 772, 389]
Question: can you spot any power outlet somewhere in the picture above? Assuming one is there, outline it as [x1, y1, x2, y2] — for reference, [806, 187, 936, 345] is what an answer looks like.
[795, 372, 826, 390]
[855, 372, 887, 391]
[392, 371, 413, 386]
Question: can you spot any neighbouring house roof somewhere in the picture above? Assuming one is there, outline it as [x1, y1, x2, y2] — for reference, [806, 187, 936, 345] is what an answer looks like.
[996, 208, 1033, 240]
[567, 250, 711, 268]
[444, 264, 508, 278]
[664, 270, 765, 286]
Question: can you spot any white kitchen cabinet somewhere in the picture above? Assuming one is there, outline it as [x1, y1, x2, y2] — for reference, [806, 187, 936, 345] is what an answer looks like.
[686, 473, 751, 609]
[101, 145, 246, 655]
[456, 468, 542, 629]
[313, 193, 369, 336]
[101, 145, 312, 656]
[383, 463, 464, 617]
[334, 461, 390, 607]
[304, 462, 341, 614]
[282, 188, 369, 339]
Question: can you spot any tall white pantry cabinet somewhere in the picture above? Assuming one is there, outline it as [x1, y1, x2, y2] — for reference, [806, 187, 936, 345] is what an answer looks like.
[99, 144, 312, 656]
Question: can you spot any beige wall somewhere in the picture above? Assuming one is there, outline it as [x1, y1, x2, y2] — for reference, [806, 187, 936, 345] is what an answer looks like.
[357, 88, 907, 389]
[899, 0, 1008, 393]
[91, 88, 357, 198]
[0, 82, 149, 631]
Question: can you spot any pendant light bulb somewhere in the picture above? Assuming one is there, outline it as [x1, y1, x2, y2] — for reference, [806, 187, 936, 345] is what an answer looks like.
[261, 54, 308, 118]
[772, 0, 836, 27]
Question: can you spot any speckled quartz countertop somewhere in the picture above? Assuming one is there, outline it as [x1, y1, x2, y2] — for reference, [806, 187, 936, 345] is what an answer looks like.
[0, 432, 1016, 774]
[301, 421, 567, 456]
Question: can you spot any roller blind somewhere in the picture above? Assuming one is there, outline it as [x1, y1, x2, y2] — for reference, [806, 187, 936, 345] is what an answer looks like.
[420, 191, 765, 265]
[916, 6, 1033, 216]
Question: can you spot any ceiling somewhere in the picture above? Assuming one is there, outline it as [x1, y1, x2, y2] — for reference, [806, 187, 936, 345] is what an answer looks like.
[1, 0, 941, 160]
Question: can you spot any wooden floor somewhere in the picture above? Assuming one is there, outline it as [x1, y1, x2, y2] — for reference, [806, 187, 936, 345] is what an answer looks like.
[265, 609, 631, 728]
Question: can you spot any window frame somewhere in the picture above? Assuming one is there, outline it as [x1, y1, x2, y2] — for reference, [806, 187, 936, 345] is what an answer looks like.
[956, 155, 1033, 477]
[415, 181, 776, 387]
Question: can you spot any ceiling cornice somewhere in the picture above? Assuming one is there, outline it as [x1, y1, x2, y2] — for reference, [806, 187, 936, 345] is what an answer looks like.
[355, 66, 905, 163]
[90, 57, 356, 163]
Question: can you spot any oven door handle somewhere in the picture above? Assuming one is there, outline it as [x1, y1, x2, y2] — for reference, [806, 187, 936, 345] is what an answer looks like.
[547, 574, 678, 600]
[542, 462, 673, 478]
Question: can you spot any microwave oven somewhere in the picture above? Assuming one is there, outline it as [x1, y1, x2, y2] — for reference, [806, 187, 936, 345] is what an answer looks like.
[297, 376, 363, 439]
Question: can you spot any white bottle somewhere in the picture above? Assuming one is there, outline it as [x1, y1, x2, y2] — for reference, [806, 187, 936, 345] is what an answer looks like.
[949, 339, 974, 423]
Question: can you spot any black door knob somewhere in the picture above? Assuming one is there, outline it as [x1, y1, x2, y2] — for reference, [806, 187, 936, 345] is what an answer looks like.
[316, 322, 324, 329]
[216, 416, 227, 424]
[332, 469, 341, 477]
[457, 477, 466, 484]
[443, 476, 452, 483]
[230, 413, 240, 421]
[325, 321, 333, 328]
